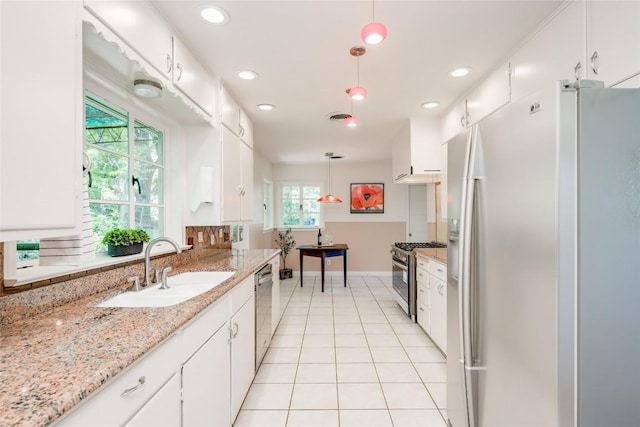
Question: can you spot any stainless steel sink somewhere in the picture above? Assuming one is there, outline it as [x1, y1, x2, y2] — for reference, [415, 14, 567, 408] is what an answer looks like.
[95, 271, 235, 308]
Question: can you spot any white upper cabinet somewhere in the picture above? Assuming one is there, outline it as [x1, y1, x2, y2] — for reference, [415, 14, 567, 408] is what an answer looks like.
[0, 1, 83, 241]
[84, 0, 173, 79]
[586, 0, 640, 86]
[221, 86, 254, 147]
[172, 35, 216, 117]
[466, 62, 511, 126]
[392, 117, 443, 183]
[440, 100, 468, 144]
[221, 127, 254, 223]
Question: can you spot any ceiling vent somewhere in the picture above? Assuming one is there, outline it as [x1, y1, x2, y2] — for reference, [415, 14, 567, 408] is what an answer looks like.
[326, 112, 352, 122]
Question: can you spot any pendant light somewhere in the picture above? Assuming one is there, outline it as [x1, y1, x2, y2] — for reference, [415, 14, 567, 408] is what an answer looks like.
[347, 46, 367, 101]
[361, 0, 387, 45]
[345, 98, 359, 128]
[318, 153, 343, 203]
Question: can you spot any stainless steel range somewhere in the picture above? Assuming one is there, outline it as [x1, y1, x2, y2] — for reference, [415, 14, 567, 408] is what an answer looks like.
[391, 242, 446, 320]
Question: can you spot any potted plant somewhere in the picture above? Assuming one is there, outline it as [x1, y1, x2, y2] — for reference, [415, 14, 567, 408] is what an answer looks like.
[102, 228, 151, 257]
[275, 227, 296, 280]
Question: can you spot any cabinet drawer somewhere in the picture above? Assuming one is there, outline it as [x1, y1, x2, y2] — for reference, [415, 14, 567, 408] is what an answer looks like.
[181, 300, 229, 362]
[416, 266, 429, 288]
[428, 261, 447, 282]
[417, 281, 429, 307]
[59, 335, 179, 426]
[231, 276, 254, 315]
[417, 300, 430, 334]
[416, 256, 429, 272]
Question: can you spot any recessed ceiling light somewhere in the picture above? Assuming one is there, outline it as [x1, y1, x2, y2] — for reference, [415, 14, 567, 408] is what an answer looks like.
[421, 101, 440, 109]
[238, 70, 259, 80]
[450, 67, 472, 77]
[199, 5, 229, 24]
[257, 104, 275, 111]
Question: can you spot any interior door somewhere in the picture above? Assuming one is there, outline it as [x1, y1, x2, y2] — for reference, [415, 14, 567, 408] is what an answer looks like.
[408, 184, 428, 241]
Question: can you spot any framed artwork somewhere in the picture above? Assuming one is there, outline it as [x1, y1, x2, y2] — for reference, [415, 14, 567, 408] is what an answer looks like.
[350, 183, 384, 213]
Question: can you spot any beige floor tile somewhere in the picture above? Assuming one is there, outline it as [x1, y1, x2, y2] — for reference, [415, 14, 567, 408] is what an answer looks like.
[302, 334, 335, 348]
[290, 383, 338, 409]
[263, 348, 301, 364]
[234, 410, 288, 427]
[365, 334, 402, 347]
[404, 347, 446, 363]
[335, 334, 368, 347]
[295, 363, 337, 383]
[299, 347, 336, 364]
[339, 410, 393, 427]
[254, 363, 298, 383]
[286, 410, 339, 427]
[336, 363, 379, 383]
[425, 382, 447, 409]
[381, 383, 437, 409]
[389, 409, 447, 427]
[242, 383, 294, 409]
[338, 383, 387, 409]
[335, 347, 373, 363]
[370, 347, 410, 363]
[414, 363, 447, 383]
[375, 363, 421, 383]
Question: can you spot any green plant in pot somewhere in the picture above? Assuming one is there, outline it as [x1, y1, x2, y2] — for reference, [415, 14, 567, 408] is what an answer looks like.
[102, 228, 151, 257]
[275, 227, 296, 280]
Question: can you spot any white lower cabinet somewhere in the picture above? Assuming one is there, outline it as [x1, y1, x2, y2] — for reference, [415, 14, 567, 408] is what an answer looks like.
[125, 374, 181, 427]
[428, 261, 447, 355]
[56, 273, 262, 427]
[416, 256, 430, 334]
[182, 321, 231, 427]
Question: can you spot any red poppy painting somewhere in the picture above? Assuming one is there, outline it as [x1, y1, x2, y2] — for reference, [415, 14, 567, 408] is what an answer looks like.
[350, 183, 384, 213]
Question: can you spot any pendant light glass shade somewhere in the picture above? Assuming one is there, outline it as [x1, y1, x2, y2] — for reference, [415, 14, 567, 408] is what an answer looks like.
[318, 153, 342, 203]
[345, 116, 359, 128]
[361, 21, 387, 45]
[348, 86, 367, 101]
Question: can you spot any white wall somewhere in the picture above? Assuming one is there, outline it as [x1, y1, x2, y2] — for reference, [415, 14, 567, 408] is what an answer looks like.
[273, 160, 408, 225]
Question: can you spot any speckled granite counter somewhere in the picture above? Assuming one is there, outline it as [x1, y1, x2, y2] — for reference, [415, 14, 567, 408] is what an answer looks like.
[414, 247, 448, 265]
[0, 248, 279, 427]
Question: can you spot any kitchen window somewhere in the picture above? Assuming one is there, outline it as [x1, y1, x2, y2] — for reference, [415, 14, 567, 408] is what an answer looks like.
[85, 93, 164, 251]
[280, 183, 321, 227]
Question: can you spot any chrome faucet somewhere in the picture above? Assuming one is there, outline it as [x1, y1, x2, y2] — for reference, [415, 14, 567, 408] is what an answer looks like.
[144, 237, 182, 288]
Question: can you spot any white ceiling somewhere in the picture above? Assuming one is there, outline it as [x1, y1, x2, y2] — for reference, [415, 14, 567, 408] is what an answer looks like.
[154, 1, 564, 165]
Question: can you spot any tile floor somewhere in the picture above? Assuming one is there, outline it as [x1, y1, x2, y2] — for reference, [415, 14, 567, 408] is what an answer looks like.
[234, 275, 448, 427]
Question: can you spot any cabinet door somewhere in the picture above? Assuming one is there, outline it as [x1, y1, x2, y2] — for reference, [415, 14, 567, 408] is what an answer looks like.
[173, 36, 216, 117]
[239, 110, 253, 148]
[84, 1, 173, 79]
[430, 276, 447, 355]
[417, 300, 430, 335]
[221, 127, 242, 223]
[466, 62, 511, 126]
[587, 0, 640, 86]
[230, 295, 255, 422]
[182, 322, 231, 427]
[410, 117, 443, 173]
[0, 1, 82, 240]
[221, 86, 241, 134]
[240, 141, 254, 221]
[125, 374, 181, 427]
[440, 100, 467, 144]
[391, 123, 411, 182]
[510, 1, 583, 102]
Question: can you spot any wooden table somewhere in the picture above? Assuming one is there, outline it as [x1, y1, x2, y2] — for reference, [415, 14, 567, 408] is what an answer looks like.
[297, 244, 349, 292]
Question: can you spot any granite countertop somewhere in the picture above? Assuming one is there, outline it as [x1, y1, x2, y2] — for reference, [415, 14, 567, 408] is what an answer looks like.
[414, 247, 448, 264]
[0, 249, 279, 427]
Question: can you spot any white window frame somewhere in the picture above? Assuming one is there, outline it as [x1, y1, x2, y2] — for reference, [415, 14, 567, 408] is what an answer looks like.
[277, 181, 324, 229]
[85, 92, 166, 250]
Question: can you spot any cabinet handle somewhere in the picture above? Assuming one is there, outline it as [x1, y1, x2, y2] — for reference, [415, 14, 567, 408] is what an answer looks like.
[176, 63, 183, 81]
[419, 288, 425, 293]
[460, 115, 466, 128]
[232, 322, 239, 338]
[121, 376, 146, 397]
[438, 285, 444, 296]
[419, 307, 425, 312]
[166, 53, 172, 73]
[574, 61, 582, 81]
[590, 51, 599, 75]
[437, 268, 443, 273]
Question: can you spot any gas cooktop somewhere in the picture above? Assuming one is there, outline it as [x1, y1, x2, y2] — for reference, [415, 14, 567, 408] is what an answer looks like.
[393, 242, 447, 251]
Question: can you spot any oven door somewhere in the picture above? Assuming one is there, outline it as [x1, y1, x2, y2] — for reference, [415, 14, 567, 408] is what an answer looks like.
[392, 258, 411, 315]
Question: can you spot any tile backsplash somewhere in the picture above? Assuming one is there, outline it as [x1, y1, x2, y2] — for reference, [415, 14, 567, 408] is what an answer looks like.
[185, 225, 232, 250]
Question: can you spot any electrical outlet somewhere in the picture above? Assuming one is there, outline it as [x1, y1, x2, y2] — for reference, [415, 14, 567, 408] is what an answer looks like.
[197, 231, 204, 242]
[326, 259, 331, 266]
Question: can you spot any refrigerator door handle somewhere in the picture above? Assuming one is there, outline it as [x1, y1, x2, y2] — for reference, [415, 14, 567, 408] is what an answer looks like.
[461, 176, 478, 427]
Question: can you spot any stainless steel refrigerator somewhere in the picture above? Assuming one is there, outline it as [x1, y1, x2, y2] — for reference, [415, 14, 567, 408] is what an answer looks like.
[447, 80, 640, 427]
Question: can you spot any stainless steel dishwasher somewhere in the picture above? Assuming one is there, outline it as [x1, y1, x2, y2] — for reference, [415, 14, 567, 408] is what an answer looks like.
[254, 263, 273, 370]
